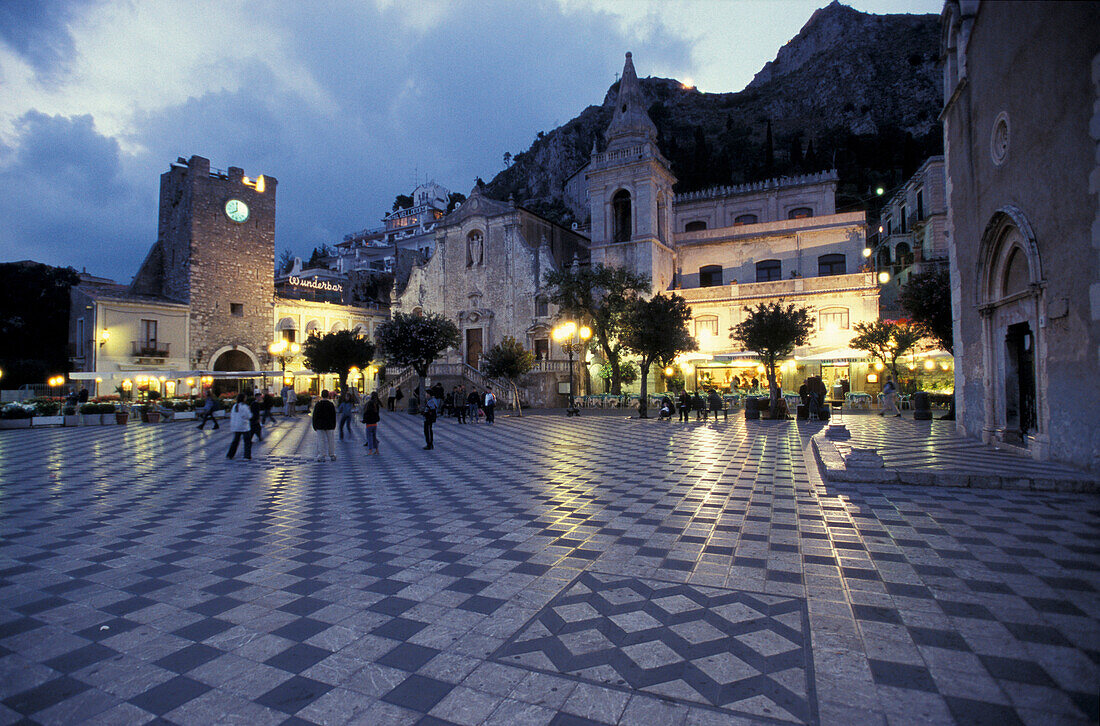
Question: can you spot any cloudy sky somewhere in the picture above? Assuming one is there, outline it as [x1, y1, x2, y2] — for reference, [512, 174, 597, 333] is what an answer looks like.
[0, 0, 942, 282]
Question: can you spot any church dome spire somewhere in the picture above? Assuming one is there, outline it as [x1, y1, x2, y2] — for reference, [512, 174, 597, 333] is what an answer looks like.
[605, 52, 658, 149]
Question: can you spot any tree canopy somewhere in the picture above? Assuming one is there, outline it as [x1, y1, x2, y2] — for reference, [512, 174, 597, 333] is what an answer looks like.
[481, 336, 536, 416]
[301, 329, 376, 392]
[849, 319, 926, 381]
[375, 312, 460, 399]
[730, 302, 814, 415]
[543, 263, 650, 394]
[392, 194, 414, 211]
[621, 293, 697, 418]
[898, 267, 953, 354]
[0, 262, 79, 387]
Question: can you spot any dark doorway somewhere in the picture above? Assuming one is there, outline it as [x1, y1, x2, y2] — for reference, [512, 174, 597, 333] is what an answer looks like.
[466, 328, 483, 369]
[212, 349, 254, 396]
[1004, 322, 1036, 444]
[612, 190, 631, 243]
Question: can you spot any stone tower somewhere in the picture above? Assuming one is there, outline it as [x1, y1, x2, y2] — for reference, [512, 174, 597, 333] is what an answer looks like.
[586, 52, 677, 294]
[130, 155, 277, 370]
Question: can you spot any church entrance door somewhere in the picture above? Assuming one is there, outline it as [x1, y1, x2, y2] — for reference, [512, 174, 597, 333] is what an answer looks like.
[466, 329, 483, 370]
[1003, 321, 1036, 444]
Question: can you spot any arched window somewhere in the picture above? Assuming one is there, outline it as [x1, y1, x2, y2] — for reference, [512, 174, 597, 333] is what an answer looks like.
[877, 248, 891, 268]
[817, 253, 846, 276]
[276, 317, 297, 343]
[305, 320, 321, 337]
[330, 321, 346, 333]
[685, 220, 707, 232]
[612, 190, 632, 243]
[699, 265, 723, 287]
[535, 296, 549, 317]
[466, 231, 483, 267]
[819, 307, 849, 330]
[788, 207, 813, 219]
[695, 315, 718, 337]
[1002, 247, 1029, 298]
[895, 242, 913, 266]
[756, 259, 781, 282]
[734, 214, 758, 226]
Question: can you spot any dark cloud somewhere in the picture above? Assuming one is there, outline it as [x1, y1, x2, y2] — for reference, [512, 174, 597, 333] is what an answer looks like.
[0, 0, 98, 78]
[2, 0, 692, 280]
[0, 111, 150, 275]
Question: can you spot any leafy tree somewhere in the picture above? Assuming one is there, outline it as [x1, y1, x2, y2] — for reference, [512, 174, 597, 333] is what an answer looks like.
[301, 330, 376, 393]
[481, 336, 535, 416]
[544, 264, 649, 394]
[898, 268, 953, 354]
[446, 192, 466, 213]
[276, 249, 295, 274]
[730, 302, 814, 417]
[621, 293, 697, 418]
[375, 311, 460, 401]
[597, 360, 637, 391]
[306, 244, 335, 268]
[392, 194, 414, 211]
[502, 152, 512, 168]
[0, 262, 79, 387]
[849, 319, 927, 382]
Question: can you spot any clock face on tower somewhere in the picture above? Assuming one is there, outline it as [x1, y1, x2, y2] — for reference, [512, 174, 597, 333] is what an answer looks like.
[224, 199, 249, 223]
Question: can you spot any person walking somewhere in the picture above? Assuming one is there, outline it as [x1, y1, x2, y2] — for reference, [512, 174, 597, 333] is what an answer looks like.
[362, 391, 382, 455]
[197, 390, 220, 430]
[422, 390, 439, 449]
[483, 386, 496, 424]
[395, 387, 404, 412]
[467, 388, 480, 423]
[678, 389, 691, 422]
[312, 390, 337, 461]
[455, 385, 467, 424]
[707, 389, 724, 421]
[387, 387, 396, 412]
[261, 389, 276, 425]
[692, 390, 705, 421]
[226, 393, 252, 460]
[880, 375, 901, 417]
[337, 392, 355, 440]
[248, 392, 264, 442]
[281, 384, 296, 417]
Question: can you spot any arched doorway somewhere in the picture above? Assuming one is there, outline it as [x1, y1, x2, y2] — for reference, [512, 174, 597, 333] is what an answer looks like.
[977, 208, 1046, 456]
[210, 346, 260, 395]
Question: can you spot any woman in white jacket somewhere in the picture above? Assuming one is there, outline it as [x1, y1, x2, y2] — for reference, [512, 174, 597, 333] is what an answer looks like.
[227, 393, 253, 460]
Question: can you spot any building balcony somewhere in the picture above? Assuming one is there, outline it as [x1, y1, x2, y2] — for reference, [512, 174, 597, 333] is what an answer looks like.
[677, 272, 876, 303]
[132, 341, 170, 358]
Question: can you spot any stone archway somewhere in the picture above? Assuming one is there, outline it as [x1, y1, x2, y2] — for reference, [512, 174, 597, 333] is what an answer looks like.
[976, 207, 1048, 458]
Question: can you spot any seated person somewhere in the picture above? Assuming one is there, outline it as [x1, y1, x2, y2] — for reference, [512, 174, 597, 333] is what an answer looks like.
[658, 396, 673, 420]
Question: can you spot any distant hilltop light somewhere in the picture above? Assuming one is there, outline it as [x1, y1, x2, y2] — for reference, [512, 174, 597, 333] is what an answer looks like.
[682, 78, 695, 90]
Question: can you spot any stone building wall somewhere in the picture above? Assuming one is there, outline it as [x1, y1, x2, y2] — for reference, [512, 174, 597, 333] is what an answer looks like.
[943, 0, 1100, 469]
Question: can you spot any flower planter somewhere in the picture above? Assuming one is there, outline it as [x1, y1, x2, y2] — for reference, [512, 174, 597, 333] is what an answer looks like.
[173, 411, 196, 420]
[32, 416, 65, 427]
[64, 414, 81, 427]
[145, 411, 161, 424]
[0, 419, 32, 429]
[115, 412, 129, 424]
[81, 413, 103, 426]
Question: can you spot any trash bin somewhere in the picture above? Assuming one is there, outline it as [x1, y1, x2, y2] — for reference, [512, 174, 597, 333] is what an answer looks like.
[913, 390, 932, 420]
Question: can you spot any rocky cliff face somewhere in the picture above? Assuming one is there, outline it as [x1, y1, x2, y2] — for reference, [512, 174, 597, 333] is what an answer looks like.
[485, 1, 942, 225]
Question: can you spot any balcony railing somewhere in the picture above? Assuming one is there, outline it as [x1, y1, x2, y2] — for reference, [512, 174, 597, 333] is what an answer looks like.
[132, 341, 170, 357]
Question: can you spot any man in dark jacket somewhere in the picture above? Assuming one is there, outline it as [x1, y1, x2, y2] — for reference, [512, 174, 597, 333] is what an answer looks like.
[692, 390, 706, 421]
[312, 390, 337, 461]
[197, 390, 220, 429]
[466, 389, 480, 423]
[249, 392, 263, 442]
[678, 389, 691, 422]
[261, 390, 276, 424]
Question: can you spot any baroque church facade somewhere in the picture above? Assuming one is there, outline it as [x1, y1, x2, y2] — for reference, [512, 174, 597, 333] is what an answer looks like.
[395, 53, 878, 403]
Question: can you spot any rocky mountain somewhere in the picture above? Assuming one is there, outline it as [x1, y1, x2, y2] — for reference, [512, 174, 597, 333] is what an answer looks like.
[484, 1, 942, 226]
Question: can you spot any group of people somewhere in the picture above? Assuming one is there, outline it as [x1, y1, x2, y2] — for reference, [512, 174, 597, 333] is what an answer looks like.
[223, 390, 278, 459]
[653, 389, 729, 421]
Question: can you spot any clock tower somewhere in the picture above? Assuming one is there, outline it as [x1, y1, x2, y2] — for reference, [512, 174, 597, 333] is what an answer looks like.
[130, 155, 277, 371]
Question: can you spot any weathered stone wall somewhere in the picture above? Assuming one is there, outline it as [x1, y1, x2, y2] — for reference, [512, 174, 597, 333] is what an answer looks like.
[944, 1, 1100, 470]
[673, 175, 838, 232]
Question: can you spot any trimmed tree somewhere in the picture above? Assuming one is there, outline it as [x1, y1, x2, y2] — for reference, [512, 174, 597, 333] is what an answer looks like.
[543, 264, 649, 394]
[898, 268, 953, 354]
[374, 312, 460, 402]
[621, 293, 698, 418]
[849, 319, 926, 382]
[481, 336, 536, 416]
[301, 330, 376, 393]
[730, 302, 814, 417]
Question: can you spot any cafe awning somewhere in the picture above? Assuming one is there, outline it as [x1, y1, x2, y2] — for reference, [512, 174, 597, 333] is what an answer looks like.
[796, 347, 869, 363]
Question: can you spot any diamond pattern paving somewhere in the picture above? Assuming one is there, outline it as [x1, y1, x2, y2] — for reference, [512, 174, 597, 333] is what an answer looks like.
[494, 571, 816, 723]
[0, 411, 1096, 724]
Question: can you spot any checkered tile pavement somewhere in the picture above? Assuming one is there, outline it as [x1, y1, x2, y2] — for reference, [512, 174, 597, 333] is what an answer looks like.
[0, 412, 1096, 725]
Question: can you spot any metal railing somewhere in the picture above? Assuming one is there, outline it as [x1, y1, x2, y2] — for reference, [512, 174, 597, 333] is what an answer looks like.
[131, 341, 170, 357]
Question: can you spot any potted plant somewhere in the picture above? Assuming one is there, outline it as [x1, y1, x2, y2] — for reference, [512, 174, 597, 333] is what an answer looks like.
[112, 404, 127, 425]
[169, 400, 196, 420]
[32, 400, 64, 427]
[80, 402, 102, 425]
[0, 403, 33, 429]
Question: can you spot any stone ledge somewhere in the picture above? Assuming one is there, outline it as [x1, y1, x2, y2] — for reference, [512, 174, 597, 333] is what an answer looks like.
[811, 433, 1099, 493]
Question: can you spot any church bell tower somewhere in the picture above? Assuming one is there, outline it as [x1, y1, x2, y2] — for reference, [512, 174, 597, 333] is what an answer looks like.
[586, 52, 677, 294]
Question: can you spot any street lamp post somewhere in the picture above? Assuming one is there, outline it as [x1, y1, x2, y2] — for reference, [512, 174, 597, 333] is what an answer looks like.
[268, 340, 300, 378]
[552, 321, 592, 417]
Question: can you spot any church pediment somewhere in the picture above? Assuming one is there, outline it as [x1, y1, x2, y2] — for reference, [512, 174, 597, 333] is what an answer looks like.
[445, 184, 513, 225]
[458, 308, 495, 324]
